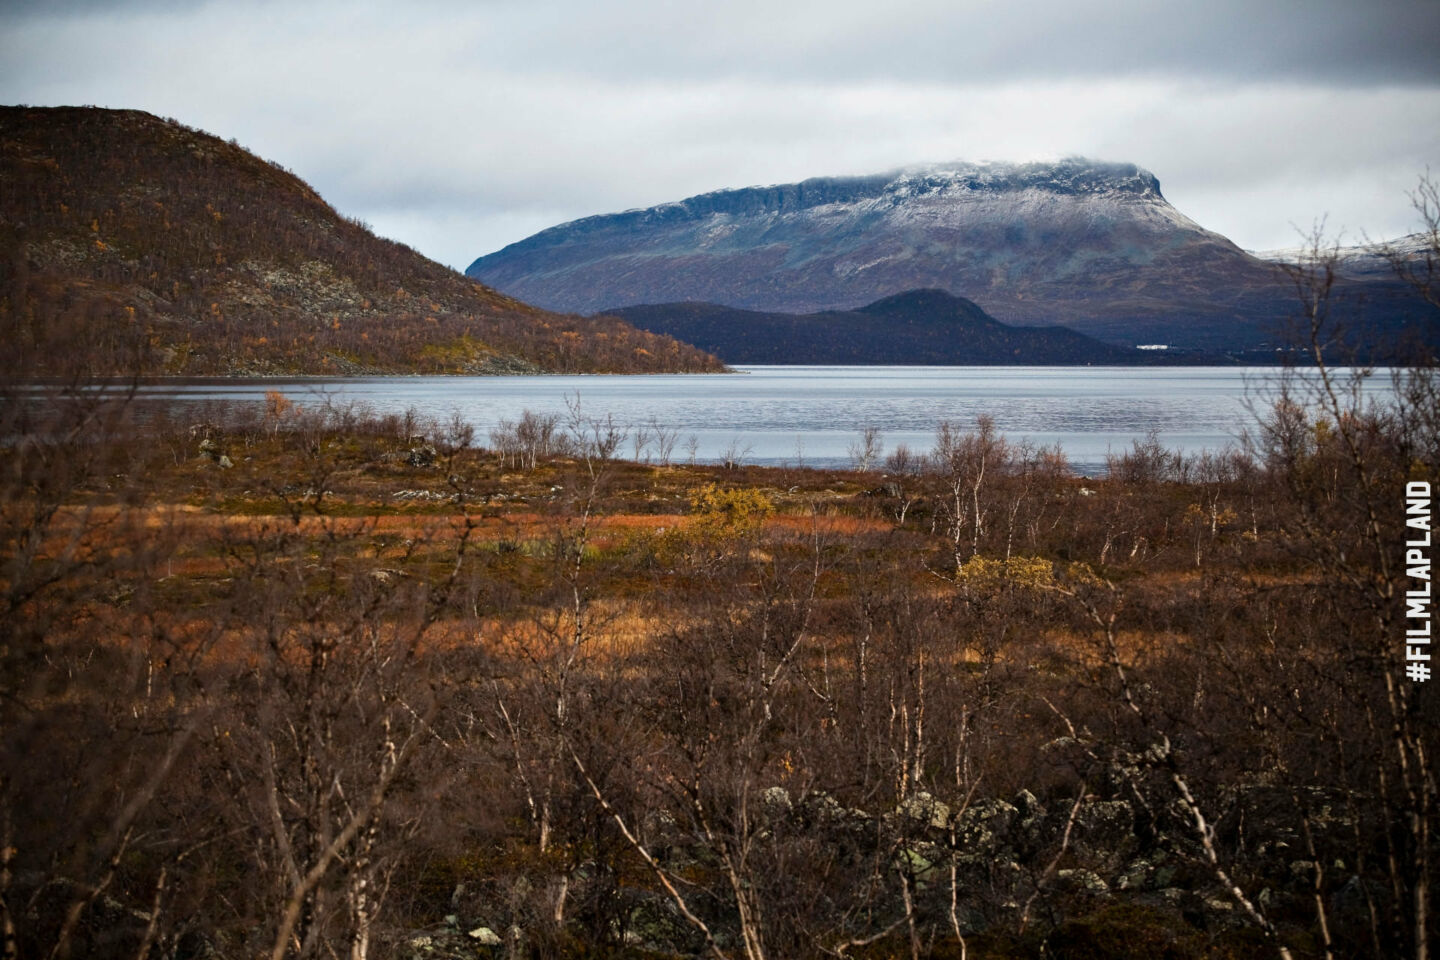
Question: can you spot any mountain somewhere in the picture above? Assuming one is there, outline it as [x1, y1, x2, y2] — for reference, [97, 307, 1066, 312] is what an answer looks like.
[603, 289, 1163, 364]
[468, 160, 1438, 352]
[0, 106, 725, 376]
[1251, 234, 1433, 282]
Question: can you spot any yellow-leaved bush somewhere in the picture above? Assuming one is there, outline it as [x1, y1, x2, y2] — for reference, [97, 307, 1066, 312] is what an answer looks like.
[954, 554, 1056, 590]
[688, 483, 775, 539]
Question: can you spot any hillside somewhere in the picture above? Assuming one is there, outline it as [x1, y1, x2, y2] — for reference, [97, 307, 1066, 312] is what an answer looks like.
[468, 159, 1439, 352]
[0, 106, 725, 376]
[604, 288, 1157, 364]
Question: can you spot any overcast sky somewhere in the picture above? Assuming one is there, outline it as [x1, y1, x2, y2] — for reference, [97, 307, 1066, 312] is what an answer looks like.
[3, 0, 1439, 271]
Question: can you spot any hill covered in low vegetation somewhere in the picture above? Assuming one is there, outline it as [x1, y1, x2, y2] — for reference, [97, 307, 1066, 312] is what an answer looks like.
[0, 106, 725, 376]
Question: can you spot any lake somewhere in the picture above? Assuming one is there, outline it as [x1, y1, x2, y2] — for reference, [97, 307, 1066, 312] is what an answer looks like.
[108, 365, 1360, 475]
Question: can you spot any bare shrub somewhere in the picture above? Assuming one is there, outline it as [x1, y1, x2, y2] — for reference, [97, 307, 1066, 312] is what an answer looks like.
[1106, 429, 1182, 484]
[490, 409, 570, 470]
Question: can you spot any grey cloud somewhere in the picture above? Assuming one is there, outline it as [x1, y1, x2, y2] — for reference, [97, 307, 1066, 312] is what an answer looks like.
[452, 0, 1440, 87]
[6, 0, 1439, 87]
[0, 0, 272, 16]
[0, 0, 1435, 269]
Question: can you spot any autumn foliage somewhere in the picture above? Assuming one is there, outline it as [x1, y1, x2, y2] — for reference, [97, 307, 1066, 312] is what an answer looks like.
[2, 386, 1436, 959]
[0, 106, 726, 376]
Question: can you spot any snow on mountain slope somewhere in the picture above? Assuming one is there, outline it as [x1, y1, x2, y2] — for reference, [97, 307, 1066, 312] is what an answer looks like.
[1250, 234, 1432, 281]
[467, 159, 1434, 350]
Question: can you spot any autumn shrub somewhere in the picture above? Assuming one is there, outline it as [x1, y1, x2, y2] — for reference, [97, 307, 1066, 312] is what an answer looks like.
[954, 554, 1055, 590]
[687, 483, 775, 540]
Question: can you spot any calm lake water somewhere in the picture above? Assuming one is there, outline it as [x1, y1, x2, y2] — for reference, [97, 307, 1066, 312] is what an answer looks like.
[113, 365, 1353, 475]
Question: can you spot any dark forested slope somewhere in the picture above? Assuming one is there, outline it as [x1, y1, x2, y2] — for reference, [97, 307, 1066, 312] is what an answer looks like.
[0, 107, 725, 375]
[605, 288, 1149, 364]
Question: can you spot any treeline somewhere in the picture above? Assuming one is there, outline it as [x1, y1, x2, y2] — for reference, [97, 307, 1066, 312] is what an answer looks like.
[1, 358, 1436, 959]
[0, 106, 726, 376]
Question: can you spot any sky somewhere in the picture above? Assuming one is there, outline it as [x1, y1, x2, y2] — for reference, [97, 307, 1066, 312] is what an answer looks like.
[3, 0, 1439, 272]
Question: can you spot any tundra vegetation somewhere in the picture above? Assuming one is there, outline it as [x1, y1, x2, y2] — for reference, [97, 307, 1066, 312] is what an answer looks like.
[0, 107, 726, 376]
[2, 355, 1436, 960]
[1, 195, 1438, 960]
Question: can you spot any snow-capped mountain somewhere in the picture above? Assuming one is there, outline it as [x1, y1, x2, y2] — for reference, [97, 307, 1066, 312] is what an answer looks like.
[467, 159, 1434, 351]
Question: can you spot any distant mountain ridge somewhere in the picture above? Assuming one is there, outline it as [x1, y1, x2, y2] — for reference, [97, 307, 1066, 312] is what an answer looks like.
[1250, 234, 1433, 282]
[469, 159, 1439, 352]
[603, 288, 1158, 365]
[0, 106, 725, 376]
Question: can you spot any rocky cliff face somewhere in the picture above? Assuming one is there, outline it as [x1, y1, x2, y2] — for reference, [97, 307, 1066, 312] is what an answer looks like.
[468, 160, 1433, 351]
